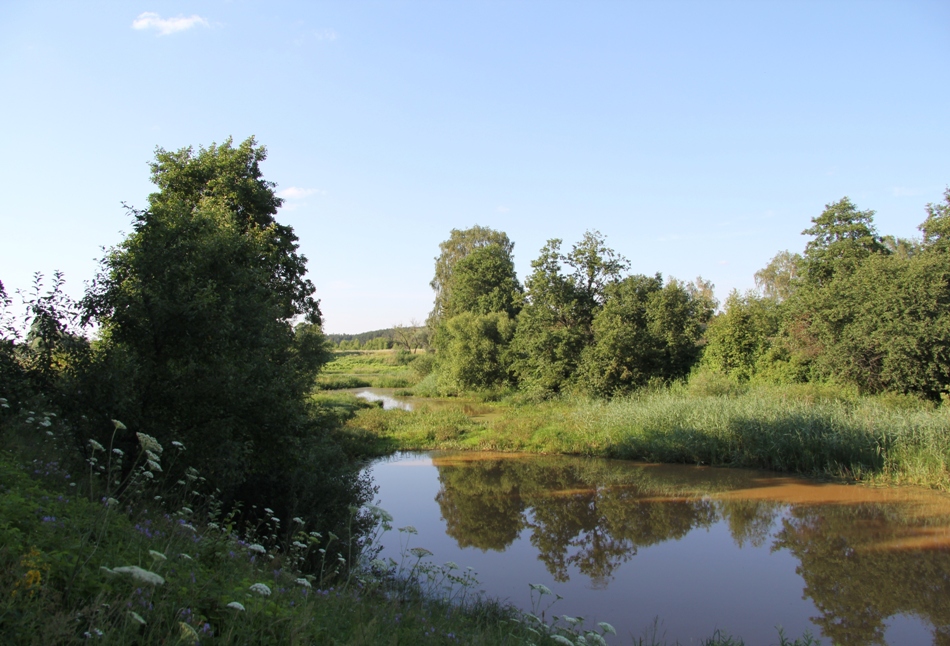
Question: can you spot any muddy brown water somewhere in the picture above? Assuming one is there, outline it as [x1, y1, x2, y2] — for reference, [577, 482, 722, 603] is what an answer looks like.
[364, 451, 950, 645]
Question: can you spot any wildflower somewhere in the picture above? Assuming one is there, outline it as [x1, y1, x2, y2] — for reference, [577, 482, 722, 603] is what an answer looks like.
[370, 558, 389, 570]
[129, 611, 146, 625]
[399, 525, 418, 535]
[46, 431, 53, 436]
[226, 601, 245, 611]
[409, 547, 433, 558]
[100, 566, 115, 575]
[179, 507, 193, 515]
[530, 583, 553, 596]
[112, 566, 165, 586]
[551, 636, 574, 646]
[171, 440, 185, 450]
[292, 541, 307, 549]
[0, 397, 8, 408]
[179, 621, 199, 645]
[271, 516, 280, 524]
[293, 516, 304, 524]
[148, 550, 166, 562]
[309, 531, 322, 538]
[179, 553, 193, 561]
[444, 561, 458, 570]
[26, 417, 34, 424]
[180, 523, 196, 533]
[147, 460, 162, 472]
[247, 543, 266, 554]
[141, 471, 154, 480]
[597, 622, 617, 636]
[295, 577, 312, 589]
[586, 633, 608, 646]
[145, 449, 160, 462]
[39, 418, 52, 427]
[562, 615, 583, 625]
[112, 448, 124, 456]
[264, 507, 274, 514]
[136, 432, 163, 454]
[365, 504, 393, 522]
[112, 419, 127, 430]
[249, 582, 272, 596]
[105, 497, 119, 507]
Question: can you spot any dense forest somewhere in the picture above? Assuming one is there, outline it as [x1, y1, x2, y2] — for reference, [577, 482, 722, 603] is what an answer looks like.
[421, 192, 950, 402]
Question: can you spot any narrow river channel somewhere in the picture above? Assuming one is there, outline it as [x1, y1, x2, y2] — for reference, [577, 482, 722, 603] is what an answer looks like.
[364, 450, 950, 645]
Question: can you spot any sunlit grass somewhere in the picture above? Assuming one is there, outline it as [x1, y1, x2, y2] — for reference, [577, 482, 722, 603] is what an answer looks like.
[344, 383, 950, 489]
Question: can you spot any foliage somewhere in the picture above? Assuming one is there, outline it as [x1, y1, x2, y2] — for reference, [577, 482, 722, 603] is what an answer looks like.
[510, 233, 629, 397]
[701, 291, 784, 382]
[428, 225, 516, 328]
[580, 275, 715, 396]
[80, 138, 334, 504]
[435, 311, 517, 393]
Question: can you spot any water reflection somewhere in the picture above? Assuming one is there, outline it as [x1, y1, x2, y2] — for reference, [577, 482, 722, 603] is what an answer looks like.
[428, 452, 950, 644]
[354, 389, 413, 410]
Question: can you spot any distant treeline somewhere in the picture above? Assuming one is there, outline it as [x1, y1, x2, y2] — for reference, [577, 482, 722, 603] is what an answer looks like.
[422, 191, 950, 401]
[327, 326, 427, 352]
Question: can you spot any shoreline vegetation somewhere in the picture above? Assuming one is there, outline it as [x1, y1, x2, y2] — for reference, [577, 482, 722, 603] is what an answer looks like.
[336, 367, 950, 491]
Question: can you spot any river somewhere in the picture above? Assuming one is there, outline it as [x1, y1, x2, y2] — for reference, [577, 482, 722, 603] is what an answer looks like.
[364, 450, 950, 645]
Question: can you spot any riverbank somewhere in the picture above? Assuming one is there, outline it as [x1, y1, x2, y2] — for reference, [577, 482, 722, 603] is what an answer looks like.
[338, 381, 950, 490]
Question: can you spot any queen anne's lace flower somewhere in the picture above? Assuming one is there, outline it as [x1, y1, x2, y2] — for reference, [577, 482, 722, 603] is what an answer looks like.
[226, 601, 245, 611]
[247, 543, 266, 554]
[113, 566, 165, 585]
[88, 439, 105, 452]
[295, 577, 312, 589]
[249, 583, 271, 596]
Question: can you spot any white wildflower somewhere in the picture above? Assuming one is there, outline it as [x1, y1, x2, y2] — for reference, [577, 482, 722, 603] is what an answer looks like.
[409, 547, 433, 558]
[180, 523, 196, 533]
[179, 507, 193, 515]
[399, 525, 418, 534]
[292, 541, 307, 549]
[148, 550, 166, 562]
[295, 577, 312, 589]
[142, 471, 154, 479]
[39, 418, 52, 427]
[113, 448, 124, 456]
[249, 582, 272, 596]
[26, 417, 34, 424]
[112, 419, 127, 430]
[128, 611, 146, 625]
[179, 553, 193, 561]
[444, 561, 458, 570]
[292, 516, 304, 524]
[264, 507, 274, 514]
[309, 531, 322, 538]
[365, 504, 393, 522]
[247, 543, 266, 554]
[46, 431, 54, 436]
[106, 497, 119, 507]
[529, 583, 553, 596]
[597, 622, 617, 636]
[370, 558, 389, 570]
[147, 460, 162, 472]
[88, 439, 105, 452]
[136, 432, 163, 454]
[113, 566, 165, 585]
[551, 636, 574, 646]
[586, 633, 608, 646]
[271, 516, 280, 524]
[563, 615, 582, 625]
[179, 621, 199, 644]
[145, 450, 160, 462]
[171, 440, 185, 449]
[226, 601, 245, 611]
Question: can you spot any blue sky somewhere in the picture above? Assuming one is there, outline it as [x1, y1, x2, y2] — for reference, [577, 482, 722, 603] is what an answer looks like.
[1, 1, 948, 333]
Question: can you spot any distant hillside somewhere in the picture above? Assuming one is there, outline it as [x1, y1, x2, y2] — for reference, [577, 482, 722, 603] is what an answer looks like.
[326, 328, 396, 345]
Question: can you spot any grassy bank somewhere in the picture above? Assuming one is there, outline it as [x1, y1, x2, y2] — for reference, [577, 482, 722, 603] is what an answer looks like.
[341, 381, 950, 489]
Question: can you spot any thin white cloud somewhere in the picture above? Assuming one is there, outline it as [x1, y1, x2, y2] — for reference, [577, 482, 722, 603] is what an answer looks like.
[278, 187, 325, 200]
[132, 12, 209, 36]
[314, 29, 338, 41]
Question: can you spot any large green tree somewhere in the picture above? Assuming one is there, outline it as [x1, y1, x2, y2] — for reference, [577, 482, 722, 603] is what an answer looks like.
[84, 137, 332, 493]
[511, 231, 629, 396]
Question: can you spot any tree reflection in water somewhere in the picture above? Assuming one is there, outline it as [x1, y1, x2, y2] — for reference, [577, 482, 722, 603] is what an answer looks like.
[431, 453, 950, 644]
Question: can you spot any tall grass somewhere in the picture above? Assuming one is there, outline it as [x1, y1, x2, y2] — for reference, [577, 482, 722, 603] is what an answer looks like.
[344, 383, 950, 489]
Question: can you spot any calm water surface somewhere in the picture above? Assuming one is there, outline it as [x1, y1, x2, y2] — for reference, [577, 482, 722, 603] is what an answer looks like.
[365, 451, 950, 645]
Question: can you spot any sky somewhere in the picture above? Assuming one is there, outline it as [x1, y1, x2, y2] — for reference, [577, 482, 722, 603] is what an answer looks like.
[1, 1, 948, 334]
